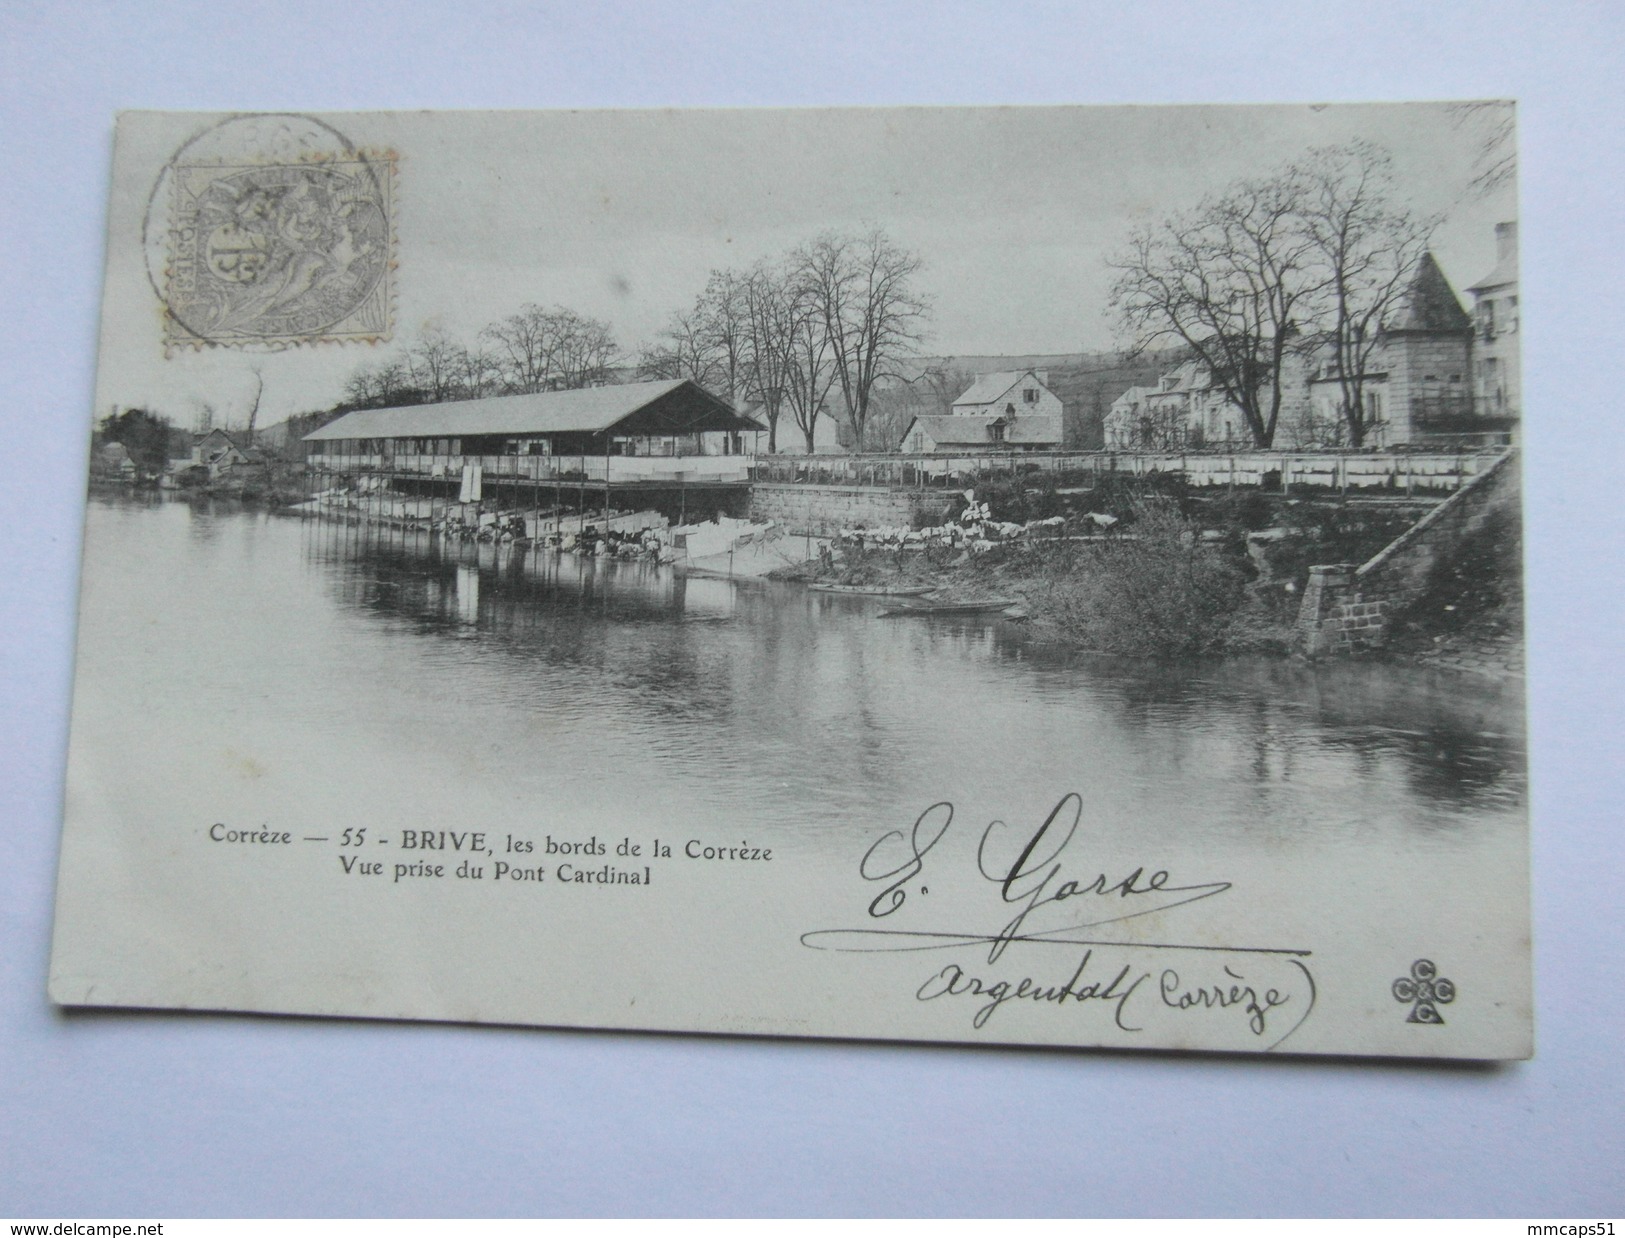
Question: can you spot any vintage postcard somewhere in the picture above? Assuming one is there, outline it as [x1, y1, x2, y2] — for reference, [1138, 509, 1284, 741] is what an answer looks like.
[51, 105, 1530, 1058]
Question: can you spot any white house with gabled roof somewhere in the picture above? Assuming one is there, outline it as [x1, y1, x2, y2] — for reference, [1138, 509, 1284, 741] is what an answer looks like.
[899, 369, 1063, 452]
[951, 369, 1062, 421]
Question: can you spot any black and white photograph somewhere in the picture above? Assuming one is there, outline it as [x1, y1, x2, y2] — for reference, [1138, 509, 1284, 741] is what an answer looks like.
[53, 103, 1529, 1060]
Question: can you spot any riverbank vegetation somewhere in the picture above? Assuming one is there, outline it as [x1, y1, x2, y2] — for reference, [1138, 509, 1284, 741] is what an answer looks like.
[828, 501, 1281, 656]
[811, 471, 1440, 659]
[1035, 502, 1254, 655]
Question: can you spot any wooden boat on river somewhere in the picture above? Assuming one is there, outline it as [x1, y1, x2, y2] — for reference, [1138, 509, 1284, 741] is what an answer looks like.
[878, 598, 1018, 618]
[808, 583, 936, 597]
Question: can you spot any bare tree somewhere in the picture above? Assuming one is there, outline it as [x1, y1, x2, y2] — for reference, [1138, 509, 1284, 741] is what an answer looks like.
[1448, 100, 1516, 199]
[923, 366, 976, 414]
[868, 364, 975, 450]
[1137, 398, 1195, 451]
[739, 262, 800, 452]
[640, 305, 725, 389]
[447, 345, 500, 399]
[341, 365, 381, 408]
[697, 269, 750, 402]
[333, 306, 618, 417]
[482, 305, 618, 393]
[781, 281, 839, 453]
[641, 268, 753, 403]
[482, 306, 557, 393]
[792, 229, 930, 451]
[342, 357, 418, 408]
[1280, 391, 1347, 451]
[243, 368, 264, 445]
[1298, 142, 1437, 447]
[406, 327, 463, 403]
[555, 312, 619, 388]
[1109, 169, 1323, 448]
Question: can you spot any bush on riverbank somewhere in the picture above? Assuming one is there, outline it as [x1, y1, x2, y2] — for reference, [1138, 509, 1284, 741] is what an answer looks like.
[808, 498, 1285, 656]
[1038, 500, 1259, 656]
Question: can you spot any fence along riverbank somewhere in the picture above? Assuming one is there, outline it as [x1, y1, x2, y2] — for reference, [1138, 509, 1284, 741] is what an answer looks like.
[750, 448, 1504, 495]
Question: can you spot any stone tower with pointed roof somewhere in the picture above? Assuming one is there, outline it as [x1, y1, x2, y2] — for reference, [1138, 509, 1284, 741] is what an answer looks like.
[1344, 250, 1471, 445]
[1297, 245, 1499, 449]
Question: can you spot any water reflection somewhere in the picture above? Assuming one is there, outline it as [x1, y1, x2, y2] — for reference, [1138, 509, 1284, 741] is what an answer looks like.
[305, 520, 740, 628]
[292, 507, 1525, 845]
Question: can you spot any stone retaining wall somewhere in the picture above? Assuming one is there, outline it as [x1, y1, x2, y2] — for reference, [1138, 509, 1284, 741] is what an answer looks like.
[1296, 450, 1519, 656]
[748, 483, 956, 535]
[1295, 565, 1394, 656]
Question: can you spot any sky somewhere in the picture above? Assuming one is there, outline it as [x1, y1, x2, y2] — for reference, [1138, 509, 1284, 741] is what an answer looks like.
[97, 101, 1518, 430]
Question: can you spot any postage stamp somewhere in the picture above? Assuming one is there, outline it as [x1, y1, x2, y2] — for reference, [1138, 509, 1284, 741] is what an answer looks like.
[151, 115, 394, 350]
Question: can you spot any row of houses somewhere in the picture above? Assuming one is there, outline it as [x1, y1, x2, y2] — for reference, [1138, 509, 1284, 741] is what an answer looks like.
[92, 426, 271, 485]
[239, 222, 1520, 473]
[773, 222, 1519, 456]
[1104, 224, 1521, 452]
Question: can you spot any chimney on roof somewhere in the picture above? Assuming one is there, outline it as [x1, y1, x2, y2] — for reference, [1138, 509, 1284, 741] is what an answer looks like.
[1496, 221, 1518, 262]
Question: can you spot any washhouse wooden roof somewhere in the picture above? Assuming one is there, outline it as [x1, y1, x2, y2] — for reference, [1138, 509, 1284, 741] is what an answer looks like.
[305, 379, 762, 443]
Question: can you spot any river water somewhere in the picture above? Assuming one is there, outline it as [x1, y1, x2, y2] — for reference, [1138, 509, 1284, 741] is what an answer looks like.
[73, 493, 1526, 857]
[59, 494, 1531, 1053]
